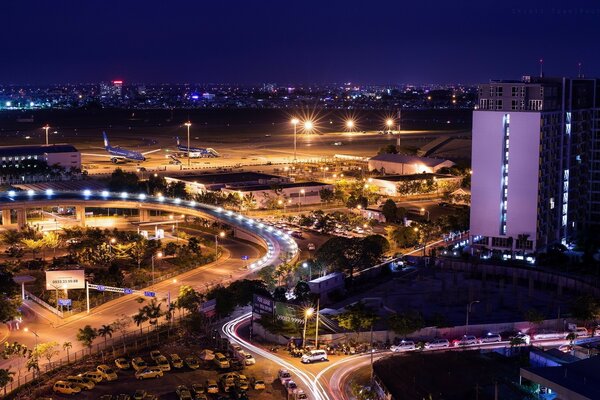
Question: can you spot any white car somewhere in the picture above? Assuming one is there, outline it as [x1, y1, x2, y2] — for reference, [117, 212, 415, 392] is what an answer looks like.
[278, 369, 292, 385]
[510, 332, 531, 345]
[479, 333, 502, 344]
[570, 327, 589, 337]
[237, 350, 256, 366]
[390, 340, 416, 352]
[453, 335, 478, 347]
[532, 331, 565, 341]
[286, 380, 299, 394]
[425, 339, 449, 349]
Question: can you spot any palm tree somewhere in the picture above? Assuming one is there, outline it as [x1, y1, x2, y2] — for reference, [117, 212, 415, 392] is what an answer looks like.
[98, 324, 114, 347]
[133, 311, 149, 334]
[0, 230, 22, 246]
[76, 325, 98, 354]
[0, 368, 15, 394]
[62, 341, 72, 362]
[142, 299, 163, 327]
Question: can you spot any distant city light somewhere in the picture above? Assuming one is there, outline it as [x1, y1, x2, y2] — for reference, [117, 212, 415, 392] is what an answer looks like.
[83, 189, 91, 197]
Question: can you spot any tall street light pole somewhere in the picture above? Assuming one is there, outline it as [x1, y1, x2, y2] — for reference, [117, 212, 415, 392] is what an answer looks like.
[291, 118, 299, 162]
[466, 300, 480, 335]
[43, 124, 50, 145]
[215, 231, 225, 261]
[151, 252, 162, 285]
[302, 307, 314, 349]
[184, 121, 192, 168]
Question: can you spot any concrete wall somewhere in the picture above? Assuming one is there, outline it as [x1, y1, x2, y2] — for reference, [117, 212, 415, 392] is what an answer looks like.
[46, 151, 81, 169]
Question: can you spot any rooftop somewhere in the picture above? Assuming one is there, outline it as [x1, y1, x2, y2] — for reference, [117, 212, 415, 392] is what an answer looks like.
[172, 172, 284, 185]
[0, 144, 79, 157]
[369, 153, 452, 167]
[372, 173, 454, 182]
[225, 181, 330, 192]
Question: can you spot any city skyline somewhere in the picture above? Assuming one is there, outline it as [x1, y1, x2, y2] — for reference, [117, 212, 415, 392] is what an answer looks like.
[1, 0, 599, 85]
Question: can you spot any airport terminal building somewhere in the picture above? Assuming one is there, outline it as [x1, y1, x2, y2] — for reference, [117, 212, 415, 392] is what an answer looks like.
[0, 144, 81, 170]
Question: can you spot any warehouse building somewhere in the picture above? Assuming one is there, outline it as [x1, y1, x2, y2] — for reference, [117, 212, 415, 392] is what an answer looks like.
[0, 144, 81, 170]
[368, 153, 455, 175]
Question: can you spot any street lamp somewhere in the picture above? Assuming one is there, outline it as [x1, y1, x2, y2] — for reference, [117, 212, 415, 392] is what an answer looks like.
[109, 237, 116, 254]
[291, 118, 299, 162]
[151, 252, 163, 285]
[420, 207, 430, 221]
[304, 120, 314, 134]
[465, 300, 480, 335]
[184, 121, 192, 167]
[215, 231, 225, 260]
[43, 124, 50, 145]
[345, 119, 355, 132]
[302, 307, 314, 349]
[386, 118, 394, 134]
[24, 327, 39, 348]
[299, 189, 305, 206]
[302, 262, 311, 280]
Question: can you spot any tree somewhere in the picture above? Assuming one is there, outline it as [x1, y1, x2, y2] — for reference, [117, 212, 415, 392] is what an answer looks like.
[129, 239, 149, 269]
[382, 199, 398, 223]
[141, 299, 163, 327]
[76, 325, 98, 352]
[319, 188, 335, 203]
[566, 332, 577, 345]
[257, 264, 277, 291]
[42, 231, 62, 258]
[108, 168, 139, 192]
[133, 311, 149, 334]
[294, 281, 312, 303]
[0, 230, 22, 247]
[0, 369, 14, 393]
[0, 270, 21, 323]
[388, 312, 424, 336]
[187, 237, 201, 256]
[62, 341, 72, 362]
[350, 381, 378, 400]
[33, 341, 59, 365]
[20, 238, 44, 258]
[334, 302, 378, 339]
[164, 242, 179, 256]
[571, 295, 600, 330]
[523, 308, 545, 329]
[378, 144, 398, 155]
[98, 324, 114, 347]
[177, 285, 203, 313]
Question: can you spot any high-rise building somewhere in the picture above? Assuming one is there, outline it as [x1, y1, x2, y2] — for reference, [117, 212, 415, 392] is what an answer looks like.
[470, 76, 600, 256]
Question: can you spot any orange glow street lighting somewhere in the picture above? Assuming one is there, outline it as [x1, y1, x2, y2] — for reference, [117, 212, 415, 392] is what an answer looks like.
[386, 118, 394, 134]
[302, 307, 315, 348]
[43, 124, 50, 145]
[215, 231, 225, 260]
[291, 118, 300, 161]
[345, 119, 355, 132]
[304, 120, 314, 133]
[184, 121, 192, 167]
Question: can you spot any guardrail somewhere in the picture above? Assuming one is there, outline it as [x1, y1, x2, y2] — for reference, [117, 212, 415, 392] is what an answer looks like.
[24, 290, 63, 318]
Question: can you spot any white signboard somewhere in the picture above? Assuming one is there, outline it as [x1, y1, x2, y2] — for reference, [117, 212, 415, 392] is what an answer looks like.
[45, 270, 85, 290]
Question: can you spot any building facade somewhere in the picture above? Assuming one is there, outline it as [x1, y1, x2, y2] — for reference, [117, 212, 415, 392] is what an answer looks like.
[470, 76, 600, 254]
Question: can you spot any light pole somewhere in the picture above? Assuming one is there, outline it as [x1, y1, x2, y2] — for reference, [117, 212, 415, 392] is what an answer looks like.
[386, 118, 393, 134]
[302, 307, 314, 349]
[300, 189, 305, 206]
[465, 300, 480, 335]
[302, 262, 311, 280]
[151, 252, 162, 285]
[215, 231, 225, 261]
[43, 124, 50, 145]
[345, 119, 355, 132]
[291, 118, 299, 162]
[109, 237, 116, 254]
[184, 121, 192, 167]
[420, 208, 430, 221]
[24, 327, 39, 348]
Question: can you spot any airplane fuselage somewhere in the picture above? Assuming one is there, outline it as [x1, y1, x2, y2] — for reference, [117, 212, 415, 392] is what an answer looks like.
[107, 146, 145, 162]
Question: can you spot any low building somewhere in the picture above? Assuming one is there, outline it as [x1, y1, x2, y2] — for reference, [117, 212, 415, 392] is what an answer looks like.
[221, 181, 332, 208]
[369, 173, 461, 196]
[358, 207, 386, 223]
[165, 172, 289, 193]
[368, 153, 454, 175]
[308, 272, 345, 303]
[520, 356, 600, 400]
[0, 144, 81, 170]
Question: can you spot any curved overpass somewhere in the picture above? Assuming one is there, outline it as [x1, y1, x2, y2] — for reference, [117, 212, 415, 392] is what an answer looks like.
[0, 189, 298, 269]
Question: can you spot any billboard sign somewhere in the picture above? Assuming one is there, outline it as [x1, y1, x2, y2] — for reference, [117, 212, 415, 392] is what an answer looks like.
[45, 270, 85, 290]
[275, 302, 304, 324]
[252, 294, 274, 316]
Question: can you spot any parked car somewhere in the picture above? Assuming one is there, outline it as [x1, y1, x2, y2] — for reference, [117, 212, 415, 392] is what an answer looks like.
[214, 352, 230, 369]
[236, 374, 250, 391]
[150, 350, 162, 361]
[135, 367, 163, 380]
[191, 383, 205, 396]
[176, 385, 193, 400]
[301, 349, 328, 363]
[133, 390, 147, 400]
[53, 381, 81, 395]
[206, 379, 219, 394]
[171, 353, 184, 369]
[297, 389, 308, 399]
[97, 364, 118, 381]
[131, 357, 147, 371]
[286, 380, 299, 394]
[307, 243, 316, 251]
[479, 333, 502, 344]
[570, 327, 589, 337]
[453, 335, 478, 347]
[532, 331, 565, 340]
[185, 356, 200, 370]
[114, 357, 130, 370]
[279, 369, 292, 385]
[509, 332, 531, 345]
[66, 375, 95, 390]
[252, 378, 266, 390]
[155, 355, 171, 371]
[82, 370, 103, 383]
[237, 350, 256, 365]
[390, 340, 416, 352]
[425, 339, 450, 349]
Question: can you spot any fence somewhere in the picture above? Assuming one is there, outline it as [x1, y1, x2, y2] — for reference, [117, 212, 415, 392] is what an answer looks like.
[24, 291, 63, 318]
[2, 314, 186, 398]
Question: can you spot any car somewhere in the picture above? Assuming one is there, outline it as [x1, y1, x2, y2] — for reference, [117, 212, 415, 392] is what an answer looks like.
[297, 389, 309, 399]
[133, 390, 147, 400]
[252, 378, 266, 390]
[213, 352, 230, 369]
[533, 331, 566, 340]
[66, 375, 95, 390]
[278, 369, 292, 385]
[559, 344, 574, 353]
[132, 357, 147, 371]
[97, 364, 118, 381]
[116, 395, 132, 400]
[390, 340, 416, 352]
[219, 372, 238, 392]
[307, 243, 316, 251]
[150, 350, 162, 361]
[237, 350, 256, 365]
[571, 327, 589, 337]
[236, 374, 250, 391]
[191, 383, 205, 396]
[286, 380, 299, 394]
[229, 343, 242, 353]
[453, 335, 478, 347]
[301, 349, 328, 363]
[115, 357, 130, 370]
[135, 367, 163, 380]
[206, 379, 219, 394]
[176, 385, 194, 400]
[425, 338, 450, 349]
[53, 380, 81, 395]
[171, 353, 184, 368]
[155, 355, 171, 371]
[185, 356, 200, 370]
[509, 332, 531, 345]
[82, 370, 103, 383]
[479, 333, 502, 344]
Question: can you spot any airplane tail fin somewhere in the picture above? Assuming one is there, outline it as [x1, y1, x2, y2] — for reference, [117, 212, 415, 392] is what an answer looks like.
[103, 132, 109, 148]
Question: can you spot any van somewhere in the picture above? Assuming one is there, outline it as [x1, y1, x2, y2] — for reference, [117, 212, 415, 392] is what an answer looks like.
[96, 364, 118, 381]
[301, 349, 328, 364]
[81, 370, 103, 383]
[53, 381, 81, 395]
[213, 352, 230, 369]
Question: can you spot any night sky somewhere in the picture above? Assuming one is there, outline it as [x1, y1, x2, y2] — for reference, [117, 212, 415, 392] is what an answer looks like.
[1, 0, 599, 84]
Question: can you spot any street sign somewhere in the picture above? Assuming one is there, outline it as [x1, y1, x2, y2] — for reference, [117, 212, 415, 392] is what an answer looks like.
[143, 291, 156, 298]
[241, 255, 249, 260]
[58, 298, 72, 307]
[124, 288, 133, 294]
[96, 285, 105, 292]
